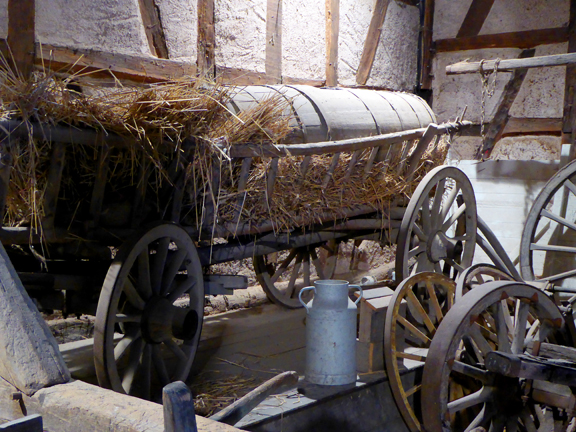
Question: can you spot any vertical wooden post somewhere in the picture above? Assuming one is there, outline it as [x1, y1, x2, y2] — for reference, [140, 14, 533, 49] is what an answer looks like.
[419, 0, 435, 90]
[197, 0, 216, 78]
[356, 0, 390, 85]
[266, 0, 282, 82]
[0, 149, 13, 227]
[138, 0, 169, 59]
[326, 0, 339, 87]
[163, 381, 198, 432]
[562, 0, 576, 161]
[7, 0, 35, 79]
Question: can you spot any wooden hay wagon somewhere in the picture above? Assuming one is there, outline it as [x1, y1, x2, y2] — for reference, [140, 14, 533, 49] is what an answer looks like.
[0, 78, 470, 401]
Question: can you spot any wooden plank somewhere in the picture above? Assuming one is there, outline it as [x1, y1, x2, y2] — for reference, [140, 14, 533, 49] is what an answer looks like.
[477, 49, 535, 159]
[0, 152, 12, 226]
[7, 0, 35, 79]
[43, 143, 66, 231]
[138, 0, 169, 59]
[436, 27, 569, 53]
[456, 0, 495, 38]
[562, 0, 576, 159]
[404, 123, 438, 180]
[197, 0, 215, 78]
[322, 153, 340, 188]
[36, 43, 196, 83]
[266, 157, 279, 205]
[0, 414, 42, 432]
[356, 0, 390, 85]
[266, 0, 282, 82]
[163, 381, 198, 432]
[325, 0, 339, 87]
[420, 0, 435, 89]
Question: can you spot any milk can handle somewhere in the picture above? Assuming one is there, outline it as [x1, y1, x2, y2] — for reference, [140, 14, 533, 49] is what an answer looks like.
[298, 286, 315, 311]
[349, 284, 363, 305]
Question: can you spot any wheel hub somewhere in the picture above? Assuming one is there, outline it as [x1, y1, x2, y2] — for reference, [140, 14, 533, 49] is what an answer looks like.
[141, 296, 199, 344]
[427, 230, 463, 263]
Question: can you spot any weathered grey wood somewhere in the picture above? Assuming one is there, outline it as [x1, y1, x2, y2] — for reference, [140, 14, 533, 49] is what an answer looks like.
[420, 0, 435, 89]
[202, 157, 221, 228]
[0, 414, 42, 431]
[363, 147, 379, 181]
[477, 49, 535, 159]
[539, 342, 576, 362]
[88, 142, 109, 231]
[163, 381, 198, 432]
[138, 0, 169, 59]
[265, 0, 282, 82]
[562, 0, 576, 160]
[43, 143, 66, 230]
[447, 51, 576, 75]
[356, 0, 390, 85]
[209, 371, 299, 425]
[266, 158, 279, 205]
[404, 123, 438, 180]
[325, 0, 339, 87]
[7, 0, 35, 79]
[198, 0, 215, 78]
[344, 150, 362, 181]
[300, 155, 312, 176]
[0, 242, 70, 394]
[322, 153, 340, 188]
[0, 151, 13, 225]
[234, 157, 252, 223]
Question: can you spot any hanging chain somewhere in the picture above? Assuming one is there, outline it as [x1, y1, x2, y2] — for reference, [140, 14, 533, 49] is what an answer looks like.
[479, 58, 501, 143]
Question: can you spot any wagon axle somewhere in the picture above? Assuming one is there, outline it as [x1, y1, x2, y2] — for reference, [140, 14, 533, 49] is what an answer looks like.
[141, 297, 199, 344]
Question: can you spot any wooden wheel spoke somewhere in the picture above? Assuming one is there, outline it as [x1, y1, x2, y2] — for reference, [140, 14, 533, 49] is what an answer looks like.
[152, 345, 170, 386]
[405, 384, 421, 397]
[140, 344, 152, 400]
[422, 202, 432, 235]
[114, 330, 141, 362]
[440, 186, 461, 223]
[137, 249, 152, 301]
[164, 338, 188, 363]
[408, 244, 425, 259]
[286, 253, 304, 299]
[469, 324, 494, 357]
[541, 208, 576, 232]
[425, 281, 444, 321]
[270, 250, 298, 283]
[511, 300, 530, 354]
[412, 223, 428, 241]
[564, 178, 576, 196]
[541, 267, 576, 282]
[464, 405, 494, 432]
[303, 252, 311, 287]
[124, 278, 146, 310]
[430, 179, 446, 227]
[396, 350, 426, 362]
[115, 314, 141, 324]
[447, 386, 493, 414]
[160, 248, 188, 297]
[452, 360, 489, 383]
[167, 277, 196, 303]
[446, 259, 465, 273]
[530, 243, 576, 254]
[406, 290, 436, 333]
[150, 237, 171, 295]
[495, 301, 512, 353]
[441, 203, 466, 232]
[397, 315, 432, 344]
[121, 337, 144, 394]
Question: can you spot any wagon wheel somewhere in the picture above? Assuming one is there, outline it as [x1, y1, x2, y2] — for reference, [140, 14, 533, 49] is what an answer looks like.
[455, 263, 515, 300]
[253, 241, 339, 309]
[383, 271, 456, 432]
[520, 159, 576, 287]
[94, 222, 204, 400]
[422, 281, 566, 432]
[396, 166, 477, 282]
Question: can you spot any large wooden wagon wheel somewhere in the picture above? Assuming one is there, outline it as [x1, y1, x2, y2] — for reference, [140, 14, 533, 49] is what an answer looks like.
[94, 222, 204, 400]
[455, 263, 515, 300]
[520, 159, 576, 287]
[383, 271, 455, 432]
[253, 241, 339, 309]
[396, 166, 477, 282]
[421, 281, 567, 432]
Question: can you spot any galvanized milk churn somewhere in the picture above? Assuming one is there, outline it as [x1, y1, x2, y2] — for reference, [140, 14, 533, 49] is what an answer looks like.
[299, 280, 363, 385]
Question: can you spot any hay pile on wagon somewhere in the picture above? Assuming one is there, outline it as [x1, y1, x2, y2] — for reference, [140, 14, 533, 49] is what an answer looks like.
[0, 68, 448, 239]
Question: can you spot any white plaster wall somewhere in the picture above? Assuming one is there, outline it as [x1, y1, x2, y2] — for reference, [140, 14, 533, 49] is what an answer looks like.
[36, 0, 150, 55]
[215, 0, 266, 73]
[283, 0, 325, 81]
[0, 0, 6, 39]
[339, 0, 419, 91]
[156, 0, 197, 61]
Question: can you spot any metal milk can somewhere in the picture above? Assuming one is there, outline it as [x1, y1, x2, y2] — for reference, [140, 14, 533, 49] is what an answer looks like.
[299, 279, 363, 385]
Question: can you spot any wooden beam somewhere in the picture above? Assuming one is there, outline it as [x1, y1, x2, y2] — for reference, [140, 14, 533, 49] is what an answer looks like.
[36, 43, 196, 83]
[138, 0, 169, 59]
[197, 0, 215, 78]
[7, 0, 35, 79]
[436, 27, 569, 53]
[265, 0, 282, 82]
[447, 51, 576, 75]
[420, 0, 435, 89]
[562, 0, 576, 160]
[326, 0, 339, 87]
[460, 118, 563, 137]
[356, 0, 390, 85]
[477, 49, 535, 160]
[456, 0, 495, 38]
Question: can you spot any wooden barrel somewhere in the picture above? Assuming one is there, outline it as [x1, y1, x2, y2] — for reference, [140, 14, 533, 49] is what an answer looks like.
[227, 85, 436, 144]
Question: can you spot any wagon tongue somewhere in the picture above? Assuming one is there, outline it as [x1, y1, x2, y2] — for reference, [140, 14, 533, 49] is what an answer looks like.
[141, 296, 199, 344]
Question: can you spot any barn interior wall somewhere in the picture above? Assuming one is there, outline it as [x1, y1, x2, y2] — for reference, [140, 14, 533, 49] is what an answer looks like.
[433, 0, 569, 160]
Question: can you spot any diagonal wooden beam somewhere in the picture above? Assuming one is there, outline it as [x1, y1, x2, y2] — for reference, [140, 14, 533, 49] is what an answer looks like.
[197, 0, 215, 78]
[477, 49, 536, 160]
[356, 0, 390, 85]
[7, 0, 35, 79]
[326, 0, 339, 86]
[562, 0, 576, 161]
[138, 0, 169, 59]
[266, 0, 282, 82]
[419, 0, 435, 89]
[456, 0, 495, 38]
